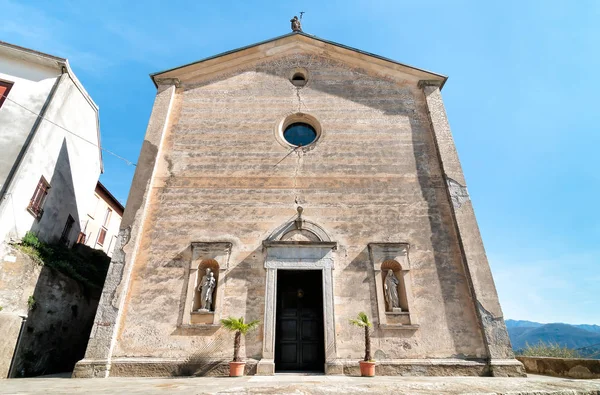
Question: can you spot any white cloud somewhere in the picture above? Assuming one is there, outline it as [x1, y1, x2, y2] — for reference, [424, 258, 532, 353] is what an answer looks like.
[0, 0, 113, 73]
[489, 251, 599, 325]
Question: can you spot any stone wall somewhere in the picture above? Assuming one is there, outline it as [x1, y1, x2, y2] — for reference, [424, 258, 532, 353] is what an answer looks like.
[111, 53, 487, 364]
[0, 249, 100, 377]
[516, 356, 600, 379]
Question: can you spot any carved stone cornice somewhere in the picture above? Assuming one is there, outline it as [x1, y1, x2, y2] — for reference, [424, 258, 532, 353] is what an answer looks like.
[190, 242, 232, 270]
[368, 242, 410, 270]
[418, 79, 444, 89]
[264, 258, 334, 270]
[154, 77, 181, 88]
[262, 241, 337, 249]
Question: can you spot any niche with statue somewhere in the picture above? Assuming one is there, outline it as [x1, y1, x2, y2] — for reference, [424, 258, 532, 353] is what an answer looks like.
[182, 242, 231, 326]
[382, 260, 409, 313]
[368, 243, 417, 329]
[193, 259, 219, 313]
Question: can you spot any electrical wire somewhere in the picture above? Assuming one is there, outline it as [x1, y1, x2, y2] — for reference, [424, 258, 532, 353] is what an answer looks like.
[1, 93, 137, 166]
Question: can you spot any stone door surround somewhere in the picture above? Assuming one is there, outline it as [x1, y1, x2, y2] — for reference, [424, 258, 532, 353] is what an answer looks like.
[257, 240, 337, 375]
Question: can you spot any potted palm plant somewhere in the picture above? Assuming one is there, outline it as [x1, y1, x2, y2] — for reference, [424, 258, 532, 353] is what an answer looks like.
[220, 316, 260, 377]
[349, 312, 375, 377]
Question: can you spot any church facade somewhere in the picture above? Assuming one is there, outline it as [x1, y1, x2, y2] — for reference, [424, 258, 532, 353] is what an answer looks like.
[74, 31, 524, 377]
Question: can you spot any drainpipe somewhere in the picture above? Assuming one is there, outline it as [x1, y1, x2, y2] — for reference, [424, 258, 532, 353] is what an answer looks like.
[0, 72, 65, 206]
[7, 314, 27, 378]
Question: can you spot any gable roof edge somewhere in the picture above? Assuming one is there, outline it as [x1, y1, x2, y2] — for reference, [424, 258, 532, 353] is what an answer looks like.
[0, 40, 104, 173]
[149, 31, 448, 89]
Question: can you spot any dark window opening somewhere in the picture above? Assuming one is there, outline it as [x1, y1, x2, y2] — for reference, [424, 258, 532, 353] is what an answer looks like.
[283, 123, 317, 146]
[60, 215, 75, 245]
[27, 176, 50, 219]
[291, 73, 307, 87]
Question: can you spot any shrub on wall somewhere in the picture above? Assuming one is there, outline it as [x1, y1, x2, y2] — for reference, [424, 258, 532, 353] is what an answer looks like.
[17, 231, 110, 290]
[518, 341, 582, 358]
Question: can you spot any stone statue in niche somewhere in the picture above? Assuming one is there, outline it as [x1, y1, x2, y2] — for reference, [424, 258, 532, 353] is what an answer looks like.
[384, 269, 402, 312]
[198, 268, 217, 312]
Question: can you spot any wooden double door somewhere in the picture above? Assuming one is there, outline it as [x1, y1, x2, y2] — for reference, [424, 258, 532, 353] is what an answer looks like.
[275, 270, 325, 372]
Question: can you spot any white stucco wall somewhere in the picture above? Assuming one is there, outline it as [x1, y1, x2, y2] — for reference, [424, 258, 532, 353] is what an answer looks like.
[0, 54, 61, 190]
[0, 54, 102, 253]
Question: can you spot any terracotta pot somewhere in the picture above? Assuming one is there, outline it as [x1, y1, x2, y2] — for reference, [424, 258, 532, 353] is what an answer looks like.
[229, 361, 246, 377]
[359, 360, 376, 377]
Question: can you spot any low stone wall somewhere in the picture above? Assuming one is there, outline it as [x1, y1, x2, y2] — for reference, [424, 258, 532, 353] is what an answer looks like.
[0, 313, 23, 378]
[73, 358, 525, 378]
[73, 358, 259, 378]
[333, 358, 525, 377]
[0, 249, 101, 377]
[516, 356, 600, 379]
[0, 249, 42, 378]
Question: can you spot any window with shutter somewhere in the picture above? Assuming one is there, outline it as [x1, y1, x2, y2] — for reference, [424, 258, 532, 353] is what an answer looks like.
[0, 80, 13, 109]
[97, 207, 112, 246]
[97, 228, 107, 246]
[27, 176, 50, 219]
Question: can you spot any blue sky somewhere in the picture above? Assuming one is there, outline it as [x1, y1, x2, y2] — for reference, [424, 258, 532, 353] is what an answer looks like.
[2, 1, 598, 325]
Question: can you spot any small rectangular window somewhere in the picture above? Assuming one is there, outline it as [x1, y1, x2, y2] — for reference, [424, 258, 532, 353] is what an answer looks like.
[102, 207, 112, 227]
[0, 80, 13, 109]
[60, 215, 75, 245]
[97, 227, 107, 246]
[76, 232, 86, 244]
[27, 176, 50, 219]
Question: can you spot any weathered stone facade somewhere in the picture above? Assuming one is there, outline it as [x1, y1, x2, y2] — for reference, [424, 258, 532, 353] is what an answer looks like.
[74, 32, 524, 377]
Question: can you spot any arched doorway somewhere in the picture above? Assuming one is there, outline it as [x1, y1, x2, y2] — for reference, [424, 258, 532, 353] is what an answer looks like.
[256, 211, 337, 375]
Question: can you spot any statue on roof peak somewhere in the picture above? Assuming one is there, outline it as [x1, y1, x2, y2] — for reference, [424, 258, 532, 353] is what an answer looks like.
[291, 16, 302, 32]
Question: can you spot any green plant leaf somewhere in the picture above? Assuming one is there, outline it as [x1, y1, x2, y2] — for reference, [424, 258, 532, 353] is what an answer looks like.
[220, 316, 260, 334]
[349, 312, 372, 328]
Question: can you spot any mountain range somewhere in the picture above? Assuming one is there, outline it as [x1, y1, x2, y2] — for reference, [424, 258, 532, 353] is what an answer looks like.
[505, 319, 600, 359]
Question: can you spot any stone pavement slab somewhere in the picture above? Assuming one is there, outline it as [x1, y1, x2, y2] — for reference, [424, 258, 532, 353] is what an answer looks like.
[1, 374, 599, 394]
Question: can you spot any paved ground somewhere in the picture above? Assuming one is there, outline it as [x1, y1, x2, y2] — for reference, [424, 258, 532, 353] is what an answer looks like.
[1, 374, 600, 394]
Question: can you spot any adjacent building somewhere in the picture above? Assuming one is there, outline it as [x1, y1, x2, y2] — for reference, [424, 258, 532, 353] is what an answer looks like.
[0, 41, 110, 378]
[75, 30, 524, 377]
[79, 182, 124, 257]
[0, 41, 103, 254]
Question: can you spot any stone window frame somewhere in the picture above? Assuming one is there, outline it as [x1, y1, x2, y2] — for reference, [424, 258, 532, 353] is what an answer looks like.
[368, 243, 419, 330]
[274, 112, 322, 151]
[182, 242, 232, 326]
[289, 67, 309, 87]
